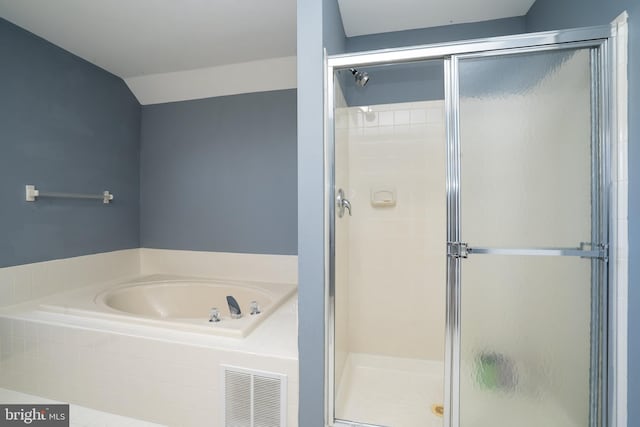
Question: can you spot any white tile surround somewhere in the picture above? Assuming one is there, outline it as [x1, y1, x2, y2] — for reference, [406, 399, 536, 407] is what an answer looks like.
[336, 100, 447, 361]
[0, 249, 299, 427]
[0, 250, 140, 309]
[612, 13, 629, 426]
[139, 249, 297, 284]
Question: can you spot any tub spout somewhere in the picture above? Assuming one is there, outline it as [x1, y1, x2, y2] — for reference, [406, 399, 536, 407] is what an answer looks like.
[226, 296, 242, 319]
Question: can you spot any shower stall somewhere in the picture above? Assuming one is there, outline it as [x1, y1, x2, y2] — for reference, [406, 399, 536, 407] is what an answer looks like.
[325, 25, 621, 427]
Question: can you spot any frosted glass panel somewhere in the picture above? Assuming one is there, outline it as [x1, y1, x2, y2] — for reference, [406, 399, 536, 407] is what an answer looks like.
[459, 49, 592, 248]
[460, 256, 591, 427]
[457, 48, 595, 427]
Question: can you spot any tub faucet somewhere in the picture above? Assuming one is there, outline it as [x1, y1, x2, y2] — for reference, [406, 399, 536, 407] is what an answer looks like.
[226, 296, 242, 319]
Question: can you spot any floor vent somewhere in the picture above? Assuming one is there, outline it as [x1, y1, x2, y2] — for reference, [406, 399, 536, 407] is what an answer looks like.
[222, 365, 287, 427]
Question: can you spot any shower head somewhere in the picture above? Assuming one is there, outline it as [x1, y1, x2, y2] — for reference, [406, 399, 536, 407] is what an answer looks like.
[350, 68, 370, 87]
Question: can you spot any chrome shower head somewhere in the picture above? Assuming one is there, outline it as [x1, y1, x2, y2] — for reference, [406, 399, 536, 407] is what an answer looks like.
[350, 68, 370, 87]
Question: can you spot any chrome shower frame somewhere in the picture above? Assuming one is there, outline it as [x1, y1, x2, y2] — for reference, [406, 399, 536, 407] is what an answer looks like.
[324, 24, 625, 427]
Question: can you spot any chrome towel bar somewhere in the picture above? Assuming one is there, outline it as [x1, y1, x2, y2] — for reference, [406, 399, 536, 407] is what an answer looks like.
[25, 185, 114, 204]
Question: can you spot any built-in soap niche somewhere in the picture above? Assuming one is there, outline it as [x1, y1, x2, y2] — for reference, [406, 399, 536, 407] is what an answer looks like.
[370, 186, 396, 208]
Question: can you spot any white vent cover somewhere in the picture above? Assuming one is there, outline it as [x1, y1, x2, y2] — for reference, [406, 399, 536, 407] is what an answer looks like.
[222, 365, 287, 427]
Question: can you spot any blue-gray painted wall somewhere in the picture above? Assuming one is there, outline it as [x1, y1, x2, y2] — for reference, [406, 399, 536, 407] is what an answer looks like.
[343, 61, 445, 107]
[324, 0, 347, 55]
[0, 16, 297, 266]
[298, 0, 346, 426]
[342, 17, 526, 107]
[346, 16, 526, 52]
[526, 2, 638, 424]
[0, 17, 141, 268]
[140, 90, 297, 255]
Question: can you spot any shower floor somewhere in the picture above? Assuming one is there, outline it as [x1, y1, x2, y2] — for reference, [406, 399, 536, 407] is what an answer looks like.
[335, 353, 444, 427]
[335, 353, 580, 427]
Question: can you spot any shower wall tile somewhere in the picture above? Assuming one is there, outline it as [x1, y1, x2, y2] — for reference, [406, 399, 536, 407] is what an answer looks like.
[364, 114, 379, 127]
[378, 111, 394, 127]
[394, 110, 411, 125]
[334, 82, 351, 388]
[342, 100, 447, 361]
[410, 108, 428, 124]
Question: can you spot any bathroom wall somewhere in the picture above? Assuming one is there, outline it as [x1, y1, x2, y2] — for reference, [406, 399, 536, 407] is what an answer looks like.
[346, 17, 526, 52]
[343, 17, 526, 108]
[0, 16, 297, 269]
[342, 100, 446, 361]
[525, 2, 638, 424]
[298, 0, 347, 424]
[0, 17, 141, 268]
[344, 61, 445, 107]
[140, 89, 297, 255]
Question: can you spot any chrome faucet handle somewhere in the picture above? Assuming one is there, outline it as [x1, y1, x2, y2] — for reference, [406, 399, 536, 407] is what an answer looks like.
[209, 307, 221, 322]
[250, 300, 261, 315]
[336, 189, 352, 218]
[342, 198, 352, 216]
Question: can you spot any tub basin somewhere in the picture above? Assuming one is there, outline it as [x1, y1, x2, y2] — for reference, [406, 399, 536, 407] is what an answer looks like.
[99, 282, 273, 319]
[40, 276, 296, 338]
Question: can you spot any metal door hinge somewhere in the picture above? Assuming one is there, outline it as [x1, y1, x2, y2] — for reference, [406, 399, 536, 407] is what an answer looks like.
[598, 243, 609, 263]
[448, 242, 469, 259]
[580, 242, 609, 262]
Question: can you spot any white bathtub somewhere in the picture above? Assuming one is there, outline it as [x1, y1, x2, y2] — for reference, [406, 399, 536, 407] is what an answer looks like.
[39, 275, 297, 338]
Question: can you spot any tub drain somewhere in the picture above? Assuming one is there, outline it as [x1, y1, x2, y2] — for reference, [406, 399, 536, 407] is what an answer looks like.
[431, 404, 444, 417]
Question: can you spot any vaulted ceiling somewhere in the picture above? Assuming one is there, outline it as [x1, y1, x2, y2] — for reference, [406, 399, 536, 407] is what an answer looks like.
[338, 0, 536, 37]
[0, 0, 535, 79]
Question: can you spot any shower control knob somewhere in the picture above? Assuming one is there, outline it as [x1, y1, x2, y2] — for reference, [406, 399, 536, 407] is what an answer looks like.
[336, 189, 352, 218]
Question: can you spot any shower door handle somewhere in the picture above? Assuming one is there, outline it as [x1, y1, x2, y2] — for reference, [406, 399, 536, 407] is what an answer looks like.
[336, 189, 352, 218]
[459, 244, 608, 260]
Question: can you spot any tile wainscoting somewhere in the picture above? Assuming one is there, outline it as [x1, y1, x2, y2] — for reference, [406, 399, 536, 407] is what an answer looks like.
[0, 249, 298, 426]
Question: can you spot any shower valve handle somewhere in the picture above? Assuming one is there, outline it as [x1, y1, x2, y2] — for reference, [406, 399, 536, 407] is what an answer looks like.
[336, 189, 352, 217]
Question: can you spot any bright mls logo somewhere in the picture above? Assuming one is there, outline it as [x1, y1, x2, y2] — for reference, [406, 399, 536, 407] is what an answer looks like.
[1, 405, 69, 426]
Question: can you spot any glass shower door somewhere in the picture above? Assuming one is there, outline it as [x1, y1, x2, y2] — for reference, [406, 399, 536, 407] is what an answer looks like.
[449, 47, 607, 427]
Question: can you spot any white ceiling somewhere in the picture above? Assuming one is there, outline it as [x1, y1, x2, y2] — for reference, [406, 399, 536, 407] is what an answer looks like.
[0, 0, 297, 78]
[338, 0, 536, 37]
[0, 0, 535, 81]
